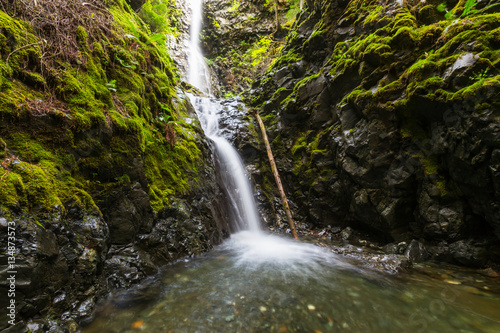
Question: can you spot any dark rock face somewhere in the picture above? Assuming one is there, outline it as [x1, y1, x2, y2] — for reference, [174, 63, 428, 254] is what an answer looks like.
[246, 0, 500, 266]
[0, 109, 228, 332]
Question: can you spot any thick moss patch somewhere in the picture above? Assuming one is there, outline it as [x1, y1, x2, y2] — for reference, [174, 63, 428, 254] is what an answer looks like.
[0, 0, 206, 217]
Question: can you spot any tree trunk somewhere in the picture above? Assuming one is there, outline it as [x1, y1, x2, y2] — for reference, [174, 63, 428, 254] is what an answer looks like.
[253, 111, 299, 239]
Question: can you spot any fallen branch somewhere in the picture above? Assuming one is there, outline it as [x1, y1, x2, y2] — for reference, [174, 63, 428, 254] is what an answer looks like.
[6, 41, 45, 65]
[253, 110, 298, 239]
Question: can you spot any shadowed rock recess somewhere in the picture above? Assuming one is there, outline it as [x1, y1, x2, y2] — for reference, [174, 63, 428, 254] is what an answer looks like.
[246, 0, 500, 267]
[0, 0, 228, 331]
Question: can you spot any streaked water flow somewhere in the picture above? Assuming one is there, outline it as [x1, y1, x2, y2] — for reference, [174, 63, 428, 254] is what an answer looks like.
[187, 0, 211, 95]
[189, 96, 261, 232]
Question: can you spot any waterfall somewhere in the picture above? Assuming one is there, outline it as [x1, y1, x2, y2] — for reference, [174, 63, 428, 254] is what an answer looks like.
[190, 97, 262, 232]
[186, 0, 261, 232]
[187, 0, 212, 95]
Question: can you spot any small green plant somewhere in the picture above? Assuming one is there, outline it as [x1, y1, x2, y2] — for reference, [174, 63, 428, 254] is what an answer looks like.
[105, 80, 117, 92]
[116, 56, 138, 70]
[156, 112, 173, 123]
[205, 57, 215, 66]
[437, 2, 454, 19]
[437, 3, 447, 12]
[469, 68, 492, 81]
[461, 0, 478, 17]
[223, 91, 237, 99]
[139, 0, 181, 34]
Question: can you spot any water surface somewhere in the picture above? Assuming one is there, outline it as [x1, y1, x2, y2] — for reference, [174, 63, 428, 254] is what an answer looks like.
[85, 232, 500, 333]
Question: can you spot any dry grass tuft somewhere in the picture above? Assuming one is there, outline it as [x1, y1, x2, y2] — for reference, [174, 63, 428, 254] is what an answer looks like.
[2, 0, 113, 66]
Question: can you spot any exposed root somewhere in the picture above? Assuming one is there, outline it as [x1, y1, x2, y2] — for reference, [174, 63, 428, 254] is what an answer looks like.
[28, 97, 70, 115]
[165, 124, 176, 149]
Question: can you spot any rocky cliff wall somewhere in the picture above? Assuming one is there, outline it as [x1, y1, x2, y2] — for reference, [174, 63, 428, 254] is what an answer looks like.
[201, 0, 299, 95]
[0, 1, 228, 331]
[247, 0, 500, 267]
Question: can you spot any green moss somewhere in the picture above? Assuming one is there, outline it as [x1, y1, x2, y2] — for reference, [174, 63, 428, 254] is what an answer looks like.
[0, 169, 26, 209]
[11, 161, 63, 211]
[420, 155, 439, 175]
[291, 132, 308, 155]
[404, 58, 439, 81]
[344, 88, 372, 106]
[363, 5, 384, 27]
[0, 0, 207, 219]
[406, 76, 444, 96]
[447, 75, 500, 102]
[269, 46, 303, 72]
[76, 25, 89, 50]
[392, 9, 417, 30]
[0, 137, 6, 158]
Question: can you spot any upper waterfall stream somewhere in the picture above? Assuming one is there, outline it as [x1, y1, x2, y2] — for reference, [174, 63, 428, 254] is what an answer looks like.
[83, 1, 500, 331]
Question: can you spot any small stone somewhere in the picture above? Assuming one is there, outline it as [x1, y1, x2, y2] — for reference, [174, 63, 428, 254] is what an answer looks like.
[307, 304, 316, 311]
[444, 279, 461, 285]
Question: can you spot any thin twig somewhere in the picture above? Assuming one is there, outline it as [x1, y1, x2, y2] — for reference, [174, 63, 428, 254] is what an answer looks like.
[0, 172, 8, 182]
[6, 41, 44, 65]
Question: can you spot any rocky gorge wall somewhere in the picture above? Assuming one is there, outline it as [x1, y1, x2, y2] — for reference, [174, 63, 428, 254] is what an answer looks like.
[246, 0, 500, 267]
[0, 0, 229, 331]
[201, 0, 299, 95]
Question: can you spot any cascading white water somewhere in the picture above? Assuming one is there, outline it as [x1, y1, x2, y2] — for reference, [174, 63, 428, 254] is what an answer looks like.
[186, 0, 261, 232]
[189, 96, 262, 232]
[187, 0, 212, 95]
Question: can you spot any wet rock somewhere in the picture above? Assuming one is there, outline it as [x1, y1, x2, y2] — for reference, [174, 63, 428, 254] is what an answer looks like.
[104, 183, 153, 245]
[35, 228, 59, 258]
[104, 245, 156, 290]
[404, 240, 429, 263]
[443, 52, 479, 89]
[75, 297, 96, 325]
[383, 242, 407, 255]
[341, 227, 353, 241]
[244, 0, 500, 270]
[331, 245, 411, 274]
[448, 240, 489, 267]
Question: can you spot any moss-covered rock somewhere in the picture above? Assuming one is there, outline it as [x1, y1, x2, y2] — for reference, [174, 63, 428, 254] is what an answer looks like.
[246, 0, 500, 266]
